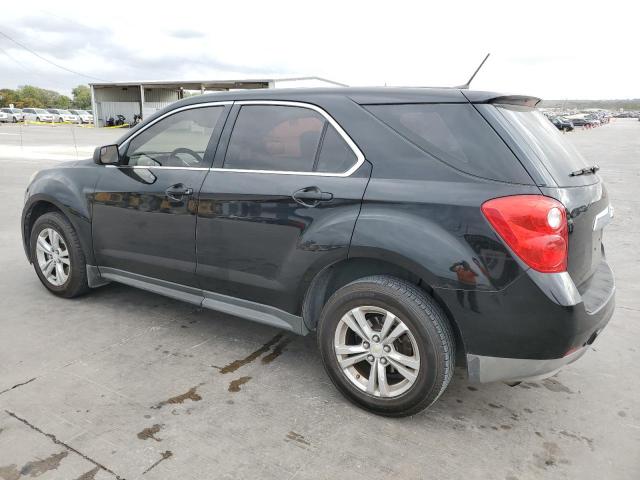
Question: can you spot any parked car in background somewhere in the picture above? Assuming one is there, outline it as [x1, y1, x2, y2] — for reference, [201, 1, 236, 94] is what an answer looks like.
[568, 115, 596, 127]
[47, 109, 80, 123]
[22, 87, 615, 416]
[585, 115, 601, 126]
[22, 108, 54, 122]
[69, 109, 94, 124]
[551, 116, 574, 132]
[1, 108, 25, 122]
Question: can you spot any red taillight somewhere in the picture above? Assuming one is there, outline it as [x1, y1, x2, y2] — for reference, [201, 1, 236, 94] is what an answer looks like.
[481, 195, 568, 273]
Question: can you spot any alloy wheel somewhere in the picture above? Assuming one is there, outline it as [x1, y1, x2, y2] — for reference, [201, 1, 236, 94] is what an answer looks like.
[334, 306, 420, 398]
[35, 228, 70, 286]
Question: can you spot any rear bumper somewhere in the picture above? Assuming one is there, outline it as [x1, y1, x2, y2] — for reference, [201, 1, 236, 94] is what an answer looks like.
[467, 345, 589, 383]
[436, 258, 615, 382]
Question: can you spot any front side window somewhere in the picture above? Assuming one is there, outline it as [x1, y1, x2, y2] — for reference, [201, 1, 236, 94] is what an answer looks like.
[125, 106, 224, 168]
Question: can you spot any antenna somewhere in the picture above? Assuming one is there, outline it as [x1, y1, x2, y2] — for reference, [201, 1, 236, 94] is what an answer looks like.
[456, 53, 490, 89]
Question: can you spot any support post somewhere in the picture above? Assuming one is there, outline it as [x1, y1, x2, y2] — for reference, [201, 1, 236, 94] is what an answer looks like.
[90, 85, 97, 127]
[140, 84, 145, 121]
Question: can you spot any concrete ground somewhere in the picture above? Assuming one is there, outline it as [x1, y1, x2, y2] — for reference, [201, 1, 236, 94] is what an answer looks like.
[0, 120, 638, 480]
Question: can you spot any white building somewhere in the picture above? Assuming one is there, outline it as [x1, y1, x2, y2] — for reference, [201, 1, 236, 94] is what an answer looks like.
[89, 77, 346, 127]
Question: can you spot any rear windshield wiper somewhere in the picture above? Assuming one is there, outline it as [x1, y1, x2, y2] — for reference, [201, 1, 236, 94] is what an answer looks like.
[569, 165, 600, 177]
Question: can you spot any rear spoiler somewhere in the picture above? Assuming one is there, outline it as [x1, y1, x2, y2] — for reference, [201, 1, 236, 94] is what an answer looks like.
[488, 95, 541, 108]
[461, 91, 541, 107]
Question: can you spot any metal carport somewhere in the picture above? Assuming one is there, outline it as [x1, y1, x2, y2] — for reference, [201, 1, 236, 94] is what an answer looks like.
[89, 77, 347, 127]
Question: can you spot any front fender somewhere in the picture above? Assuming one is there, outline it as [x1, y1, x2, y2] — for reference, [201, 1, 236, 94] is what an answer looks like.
[22, 164, 101, 264]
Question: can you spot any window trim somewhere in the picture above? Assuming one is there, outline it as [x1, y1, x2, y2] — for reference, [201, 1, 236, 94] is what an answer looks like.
[112, 100, 364, 176]
[214, 100, 364, 177]
[117, 101, 233, 169]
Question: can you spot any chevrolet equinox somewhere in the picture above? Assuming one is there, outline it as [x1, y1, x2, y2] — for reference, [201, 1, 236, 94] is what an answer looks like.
[22, 88, 615, 416]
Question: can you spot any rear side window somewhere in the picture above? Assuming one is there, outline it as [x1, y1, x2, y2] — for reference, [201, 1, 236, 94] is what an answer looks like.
[225, 105, 324, 172]
[224, 105, 358, 174]
[316, 125, 357, 173]
[364, 103, 530, 183]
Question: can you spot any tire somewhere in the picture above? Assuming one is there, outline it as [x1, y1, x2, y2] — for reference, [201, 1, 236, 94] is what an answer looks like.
[317, 275, 455, 416]
[30, 212, 89, 298]
[12, 116, 17, 123]
[36, 117, 40, 122]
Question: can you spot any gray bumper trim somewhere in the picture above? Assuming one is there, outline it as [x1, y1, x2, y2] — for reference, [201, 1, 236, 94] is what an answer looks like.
[466, 347, 588, 383]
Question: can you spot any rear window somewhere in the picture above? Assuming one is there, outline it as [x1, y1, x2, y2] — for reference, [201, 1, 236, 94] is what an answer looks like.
[364, 103, 531, 183]
[493, 105, 595, 187]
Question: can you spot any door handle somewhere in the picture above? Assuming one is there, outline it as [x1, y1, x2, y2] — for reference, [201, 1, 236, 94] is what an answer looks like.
[292, 187, 333, 207]
[165, 183, 194, 201]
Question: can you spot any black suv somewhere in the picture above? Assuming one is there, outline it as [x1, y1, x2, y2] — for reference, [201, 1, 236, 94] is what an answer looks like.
[22, 88, 615, 416]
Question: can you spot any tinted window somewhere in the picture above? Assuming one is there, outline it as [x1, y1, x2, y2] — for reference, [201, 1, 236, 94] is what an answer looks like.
[493, 105, 594, 187]
[125, 106, 223, 167]
[365, 103, 529, 183]
[316, 125, 357, 173]
[225, 105, 325, 172]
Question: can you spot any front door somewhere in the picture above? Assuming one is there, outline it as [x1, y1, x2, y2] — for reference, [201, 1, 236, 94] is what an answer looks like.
[196, 102, 370, 313]
[92, 104, 228, 287]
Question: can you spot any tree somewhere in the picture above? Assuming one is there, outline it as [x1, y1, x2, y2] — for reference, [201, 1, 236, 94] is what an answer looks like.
[72, 85, 92, 109]
[0, 85, 78, 109]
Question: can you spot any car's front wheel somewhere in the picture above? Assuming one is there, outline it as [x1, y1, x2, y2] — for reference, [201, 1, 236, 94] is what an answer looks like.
[30, 212, 89, 298]
[317, 276, 455, 416]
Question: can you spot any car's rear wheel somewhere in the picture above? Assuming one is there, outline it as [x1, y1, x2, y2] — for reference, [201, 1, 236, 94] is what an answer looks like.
[317, 275, 455, 416]
[30, 212, 89, 298]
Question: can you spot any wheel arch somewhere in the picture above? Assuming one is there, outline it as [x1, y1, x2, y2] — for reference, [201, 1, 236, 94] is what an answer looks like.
[22, 195, 94, 265]
[301, 255, 467, 358]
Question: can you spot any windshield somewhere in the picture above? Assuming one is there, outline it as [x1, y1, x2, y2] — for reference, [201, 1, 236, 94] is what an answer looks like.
[75, 110, 89, 115]
[35, 109, 49, 114]
[59, 110, 72, 115]
[494, 105, 596, 187]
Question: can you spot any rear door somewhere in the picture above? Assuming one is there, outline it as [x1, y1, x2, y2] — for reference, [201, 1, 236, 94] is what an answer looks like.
[196, 101, 370, 313]
[92, 103, 229, 287]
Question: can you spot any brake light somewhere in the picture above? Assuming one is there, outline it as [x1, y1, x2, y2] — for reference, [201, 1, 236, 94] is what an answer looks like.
[481, 195, 568, 273]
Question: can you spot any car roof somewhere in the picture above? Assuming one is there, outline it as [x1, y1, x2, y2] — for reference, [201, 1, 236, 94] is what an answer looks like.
[172, 87, 539, 108]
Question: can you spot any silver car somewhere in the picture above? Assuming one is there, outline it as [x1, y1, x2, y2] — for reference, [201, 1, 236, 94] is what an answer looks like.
[69, 109, 94, 124]
[0, 108, 25, 122]
[22, 108, 54, 123]
[47, 109, 80, 123]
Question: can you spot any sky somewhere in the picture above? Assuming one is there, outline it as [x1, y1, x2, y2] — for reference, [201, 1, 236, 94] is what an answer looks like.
[0, 0, 638, 99]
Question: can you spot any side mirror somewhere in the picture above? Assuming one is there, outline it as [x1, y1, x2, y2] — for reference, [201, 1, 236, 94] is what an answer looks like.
[93, 144, 120, 165]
